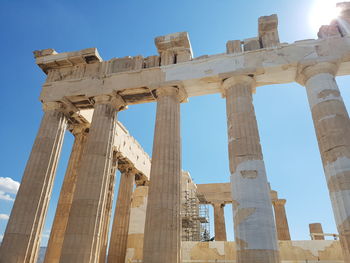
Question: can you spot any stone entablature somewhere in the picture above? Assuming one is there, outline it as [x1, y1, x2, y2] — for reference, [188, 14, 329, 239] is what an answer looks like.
[36, 34, 350, 109]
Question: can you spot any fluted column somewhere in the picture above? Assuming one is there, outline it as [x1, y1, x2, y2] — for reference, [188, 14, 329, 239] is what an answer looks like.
[213, 203, 227, 241]
[0, 102, 67, 263]
[99, 156, 118, 263]
[59, 95, 125, 263]
[125, 185, 149, 263]
[272, 199, 291, 240]
[107, 165, 135, 263]
[44, 125, 89, 263]
[309, 223, 325, 240]
[143, 86, 185, 263]
[223, 76, 279, 263]
[299, 62, 350, 262]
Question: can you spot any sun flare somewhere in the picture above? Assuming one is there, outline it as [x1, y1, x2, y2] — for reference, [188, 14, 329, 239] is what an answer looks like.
[309, 0, 341, 32]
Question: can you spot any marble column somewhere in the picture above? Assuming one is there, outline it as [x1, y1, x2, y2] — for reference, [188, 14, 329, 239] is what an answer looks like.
[223, 76, 279, 263]
[107, 166, 135, 263]
[309, 223, 325, 240]
[143, 86, 185, 263]
[99, 159, 118, 263]
[0, 102, 67, 263]
[272, 199, 291, 240]
[59, 95, 125, 263]
[44, 125, 88, 263]
[299, 62, 350, 262]
[124, 185, 149, 263]
[213, 203, 227, 241]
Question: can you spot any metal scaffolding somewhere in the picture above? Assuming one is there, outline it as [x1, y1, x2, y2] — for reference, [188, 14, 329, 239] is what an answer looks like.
[181, 190, 210, 241]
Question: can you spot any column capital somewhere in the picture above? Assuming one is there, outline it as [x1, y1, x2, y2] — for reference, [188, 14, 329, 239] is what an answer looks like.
[42, 101, 67, 113]
[211, 202, 225, 208]
[69, 123, 89, 136]
[296, 62, 339, 85]
[221, 75, 256, 97]
[272, 199, 286, 206]
[93, 94, 126, 111]
[151, 85, 187, 103]
[118, 164, 136, 176]
[270, 190, 278, 202]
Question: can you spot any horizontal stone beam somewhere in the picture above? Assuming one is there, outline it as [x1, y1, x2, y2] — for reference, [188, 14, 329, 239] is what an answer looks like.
[37, 36, 350, 109]
[196, 183, 280, 205]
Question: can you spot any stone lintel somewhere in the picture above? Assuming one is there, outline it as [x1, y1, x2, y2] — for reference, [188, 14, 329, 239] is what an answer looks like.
[197, 183, 282, 207]
[35, 47, 102, 74]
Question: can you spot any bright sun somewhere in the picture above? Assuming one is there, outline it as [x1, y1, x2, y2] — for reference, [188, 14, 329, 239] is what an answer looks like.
[309, 0, 341, 32]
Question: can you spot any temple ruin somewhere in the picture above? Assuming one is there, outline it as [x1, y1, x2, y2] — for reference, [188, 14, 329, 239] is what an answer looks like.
[1, 1, 350, 263]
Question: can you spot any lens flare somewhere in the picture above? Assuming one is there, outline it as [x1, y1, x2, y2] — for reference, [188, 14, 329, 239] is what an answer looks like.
[309, 0, 341, 32]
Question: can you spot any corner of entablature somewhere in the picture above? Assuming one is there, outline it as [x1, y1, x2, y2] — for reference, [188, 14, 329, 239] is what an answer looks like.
[34, 47, 103, 75]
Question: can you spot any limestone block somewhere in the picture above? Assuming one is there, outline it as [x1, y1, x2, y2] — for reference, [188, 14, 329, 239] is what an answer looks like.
[258, 14, 280, 48]
[309, 223, 325, 240]
[155, 32, 192, 51]
[226, 40, 242, 54]
[143, 55, 160, 68]
[181, 241, 343, 262]
[176, 49, 192, 63]
[155, 32, 193, 65]
[279, 240, 343, 261]
[159, 50, 176, 66]
[110, 55, 144, 73]
[243, 37, 261, 51]
[33, 48, 57, 58]
[196, 183, 231, 204]
[318, 23, 341, 39]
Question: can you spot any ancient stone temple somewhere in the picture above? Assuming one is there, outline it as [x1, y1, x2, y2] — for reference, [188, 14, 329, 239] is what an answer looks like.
[1, 2, 350, 263]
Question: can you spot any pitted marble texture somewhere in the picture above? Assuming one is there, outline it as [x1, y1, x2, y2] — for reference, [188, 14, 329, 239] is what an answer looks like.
[231, 160, 278, 251]
[305, 73, 343, 109]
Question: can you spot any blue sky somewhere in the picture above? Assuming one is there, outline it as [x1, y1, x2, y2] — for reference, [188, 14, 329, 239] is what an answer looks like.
[0, 0, 349, 245]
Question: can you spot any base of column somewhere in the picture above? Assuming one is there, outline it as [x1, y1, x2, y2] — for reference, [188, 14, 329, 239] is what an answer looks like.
[237, 249, 280, 263]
